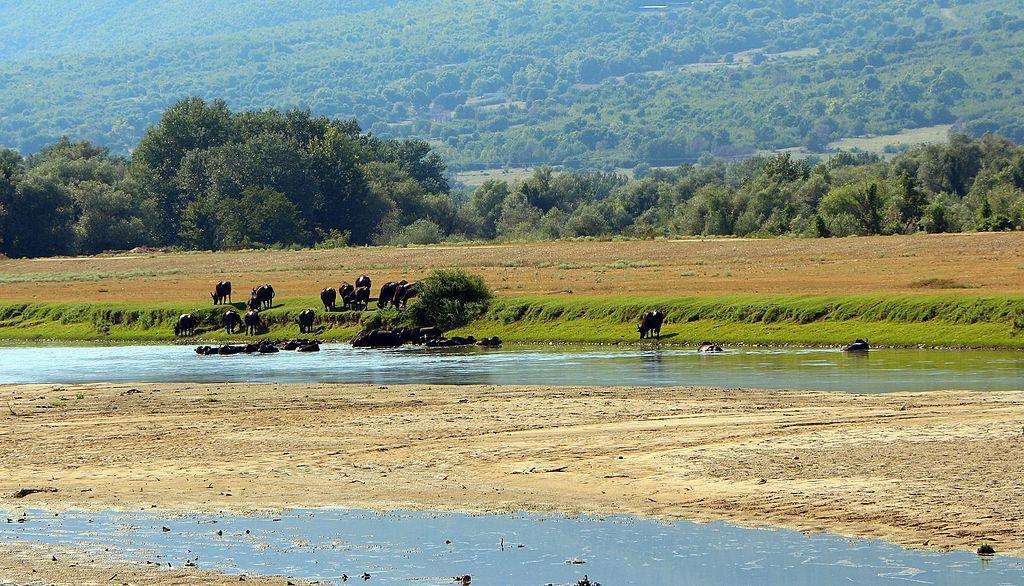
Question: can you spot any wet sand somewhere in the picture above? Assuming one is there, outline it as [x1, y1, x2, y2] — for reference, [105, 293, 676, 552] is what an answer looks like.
[2, 382, 1024, 582]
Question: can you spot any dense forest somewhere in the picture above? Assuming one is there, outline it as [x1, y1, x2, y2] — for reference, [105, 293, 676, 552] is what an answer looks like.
[1, 99, 1022, 258]
[0, 0, 1022, 169]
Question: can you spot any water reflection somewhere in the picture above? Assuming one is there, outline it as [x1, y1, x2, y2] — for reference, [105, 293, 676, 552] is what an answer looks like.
[2, 508, 1020, 586]
[0, 344, 1021, 393]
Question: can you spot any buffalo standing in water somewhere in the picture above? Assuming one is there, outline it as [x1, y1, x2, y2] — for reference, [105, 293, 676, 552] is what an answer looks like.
[355, 274, 371, 290]
[297, 309, 316, 334]
[392, 281, 417, 309]
[378, 281, 405, 309]
[243, 311, 263, 335]
[321, 288, 337, 312]
[638, 310, 666, 340]
[250, 284, 275, 310]
[174, 313, 198, 337]
[211, 281, 232, 305]
[353, 286, 371, 310]
[338, 283, 356, 309]
[222, 310, 242, 334]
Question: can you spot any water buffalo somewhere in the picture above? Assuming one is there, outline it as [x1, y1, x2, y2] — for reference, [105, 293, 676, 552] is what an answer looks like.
[222, 310, 242, 334]
[842, 338, 869, 352]
[698, 341, 723, 353]
[211, 281, 232, 305]
[353, 286, 371, 310]
[321, 288, 337, 312]
[250, 284, 275, 310]
[243, 310, 263, 335]
[339, 283, 356, 309]
[351, 328, 404, 348]
[355, 274, 371, 290]
[638, 310, 666, 340]
[174, 313, 197, 337]
[378, 281, 404, 309]
[297, 309, 316, 334]
[392, 281, 417, 309]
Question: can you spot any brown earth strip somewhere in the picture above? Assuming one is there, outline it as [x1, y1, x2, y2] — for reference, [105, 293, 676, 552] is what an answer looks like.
[0, 232, 1022, 302]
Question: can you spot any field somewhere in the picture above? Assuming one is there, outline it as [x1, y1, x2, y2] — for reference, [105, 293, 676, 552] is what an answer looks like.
[0, 232, 1023, 345]
[827, 124, 953, 155]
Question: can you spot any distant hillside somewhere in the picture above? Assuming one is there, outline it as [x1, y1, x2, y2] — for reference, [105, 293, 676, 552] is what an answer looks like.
[1, 0, 1022, 169]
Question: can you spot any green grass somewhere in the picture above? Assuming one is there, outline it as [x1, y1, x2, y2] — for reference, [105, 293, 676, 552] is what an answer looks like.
[1, 294, 1024, 348]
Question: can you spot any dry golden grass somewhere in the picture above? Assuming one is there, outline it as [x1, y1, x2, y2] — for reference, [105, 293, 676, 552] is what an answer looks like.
[0, 232, 1021, 303]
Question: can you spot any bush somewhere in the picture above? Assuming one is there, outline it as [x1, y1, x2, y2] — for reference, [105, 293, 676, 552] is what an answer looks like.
[392, 219, 442, 246]
[408, 269, 493, 330]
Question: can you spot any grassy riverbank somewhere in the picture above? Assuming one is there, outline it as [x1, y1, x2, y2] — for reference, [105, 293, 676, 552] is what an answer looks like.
[1, 294, 1023, 348]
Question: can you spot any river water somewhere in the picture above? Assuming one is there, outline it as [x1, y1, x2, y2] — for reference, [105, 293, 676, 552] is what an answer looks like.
[3, 508, 1021, 585]
[0, 343, 1020, 392]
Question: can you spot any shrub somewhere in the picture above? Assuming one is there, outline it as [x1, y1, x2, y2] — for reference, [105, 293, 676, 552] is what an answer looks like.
[409, 269, 493, 330]
[392, 219, 442, 246]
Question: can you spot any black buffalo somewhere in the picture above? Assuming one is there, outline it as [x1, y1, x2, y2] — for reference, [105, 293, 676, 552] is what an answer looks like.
[211, 281, 232, 305]
[638, 310, 666, 340]
[222, 310, 242, 334]
[321, 288, 337, 312]
[351, 328, 404, 348]
[244, 311, 263, 335]
[353, 286, 371, 310]
[392, 281, 417, 309]
[338, 283, 356, 309]
[355, 274, 371, 290]
[297, 309, 316, 334]
[250, 284, 275, 310]
[842, 338, 869, 352]
[378, 281, 405, 309]
[174, 313, 198, 337]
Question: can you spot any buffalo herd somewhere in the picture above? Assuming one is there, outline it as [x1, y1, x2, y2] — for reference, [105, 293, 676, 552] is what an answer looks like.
[176, 274, 421, 339]
[181, 275, 868, 354]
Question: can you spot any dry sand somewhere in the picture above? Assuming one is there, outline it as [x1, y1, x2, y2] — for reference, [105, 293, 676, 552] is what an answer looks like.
[2, 381, 1024, 584]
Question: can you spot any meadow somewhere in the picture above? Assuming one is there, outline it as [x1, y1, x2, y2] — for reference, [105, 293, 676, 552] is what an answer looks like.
[0, 232, 1022, 346]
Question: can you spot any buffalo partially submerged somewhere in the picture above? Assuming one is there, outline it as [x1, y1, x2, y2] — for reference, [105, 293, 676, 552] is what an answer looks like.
[297, 309, 316, 334]
[174, 313, 198, 337]
[378, 281, 403, 309]
[250, 284, 275, 310]
[244, 310, 263, 335]
[698, 341, 723, 353]
[842, 338, 870, 352]
[338, 283, 355, 309]
[393, 281, 417, 309]
[222, 310, 242, 334]
[638, 310, 666, 340]
[321, 288, 337, 312]
[351, 328, 404, 348]
[211, 281, 232, 305]
[355, 274, 372, 290]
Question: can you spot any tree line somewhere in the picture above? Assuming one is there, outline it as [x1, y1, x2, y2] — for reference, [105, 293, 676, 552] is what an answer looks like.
[1, 100, 1022, 259]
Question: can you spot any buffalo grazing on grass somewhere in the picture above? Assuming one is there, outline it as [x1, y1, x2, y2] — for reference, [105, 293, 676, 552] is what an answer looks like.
[321, 287, 337, 311]
[222, 310, 242, 334]
[211, 281, 232, 305]
[297, 309, 316, 334]
[174, 313, 198, 337]
[638, 310, 666, 340]
[244, 310, 263, 335]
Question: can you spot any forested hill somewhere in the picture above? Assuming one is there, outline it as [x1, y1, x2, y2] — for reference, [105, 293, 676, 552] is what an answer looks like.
[1, 0, 1023, 169]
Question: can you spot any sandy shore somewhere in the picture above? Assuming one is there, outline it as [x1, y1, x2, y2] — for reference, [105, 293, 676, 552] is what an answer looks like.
[2, 382, 1024, 582]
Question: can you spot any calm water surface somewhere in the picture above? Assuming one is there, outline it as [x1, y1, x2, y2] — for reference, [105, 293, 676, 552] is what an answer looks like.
[0, 344, 1021, 392]
[3, 509, 1020, 585]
